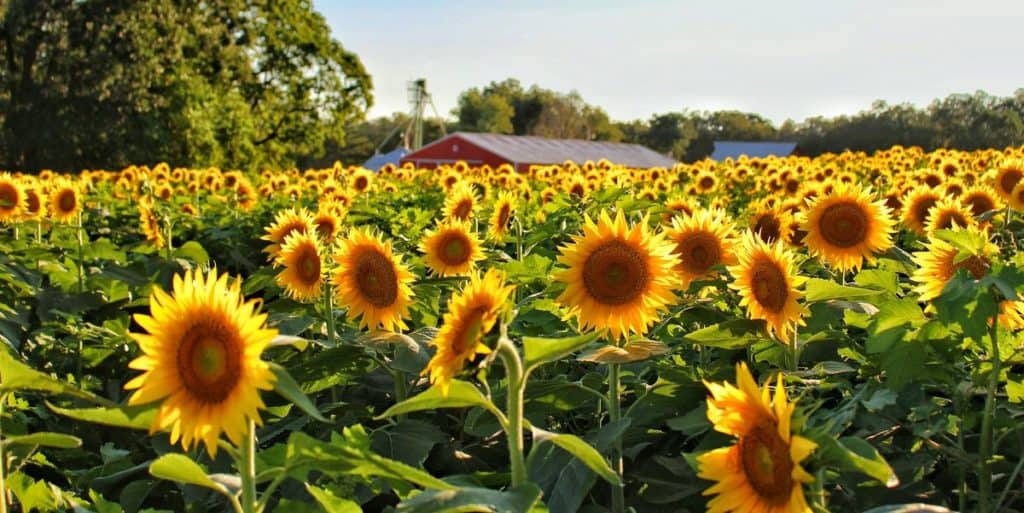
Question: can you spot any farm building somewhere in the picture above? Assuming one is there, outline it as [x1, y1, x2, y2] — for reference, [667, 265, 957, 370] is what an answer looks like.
[710, 141, 798, 161]
[400, 132, 677, 172]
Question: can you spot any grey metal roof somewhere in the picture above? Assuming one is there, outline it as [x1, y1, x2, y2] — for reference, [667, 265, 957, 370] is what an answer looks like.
[437, 132, 678, 168]
[711, 141, 797, 161]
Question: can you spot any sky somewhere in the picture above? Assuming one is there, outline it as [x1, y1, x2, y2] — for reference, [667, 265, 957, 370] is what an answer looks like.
[316, 0, 1024, 124]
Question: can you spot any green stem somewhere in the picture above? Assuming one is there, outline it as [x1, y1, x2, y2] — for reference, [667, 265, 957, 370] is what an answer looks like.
[0, 394, 8, 513]
[978, 321, 1000, 513]
[495, 336, 527, 488]
[324, 284, 339, 406]
[164, 216, 173, 260]
[76, 212, 85, 294]
[608, 363, 625, 513]
[790, 332, 801, 372]
[240, 419, 257, 513]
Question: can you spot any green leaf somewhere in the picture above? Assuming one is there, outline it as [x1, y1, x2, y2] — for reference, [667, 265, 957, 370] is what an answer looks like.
[47, 402, 157, 430]
[377, 380, 504, 423]
[682, 319, 770, 349]
[854, 269, 900, 294]
[305, 484, 362, 513]
[148, 454, 228, 495]
[1008, 378, 1024, 403]
[814, 433, 899, 488]
[172, 241, 209, 266]
[803, 278, 883, 303]
[0, 350, 108, 404]
[397, 484, 543, 513]
[861, 505, 952, 513]
[3, 432, 81, 449]
[269, 362, 329, 423]
[523, 331, 600, 372]
[530, 426, 622, 486]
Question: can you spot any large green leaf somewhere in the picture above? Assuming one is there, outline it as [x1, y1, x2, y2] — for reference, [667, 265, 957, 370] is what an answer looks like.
[305, 484, 362, 513]
[803, 278, 883, 303]
[861, 505, 951, 513]
[47, 402, 157, 430]
[148, 454, 228, 495]
[522, 331, 600, 372]
[682, 319, 770, 349]
[269, 362, 329, 423]
[377, 380, 503, 423]
[171, 241, 209, 266]
[0, 350, 108, 403]
[3, 432, 81, 449]
[530, 426, 621, 486]
[814, 433, 899, 488]
[397, 484, 543, 513]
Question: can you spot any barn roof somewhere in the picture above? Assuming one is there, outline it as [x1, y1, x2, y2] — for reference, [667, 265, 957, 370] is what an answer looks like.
[410, 132, 678, 168]
[363, 147, 408, 171]
[710, 141, 797, 161]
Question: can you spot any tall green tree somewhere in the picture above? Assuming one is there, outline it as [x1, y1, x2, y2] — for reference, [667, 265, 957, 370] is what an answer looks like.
[0, 0, 372, 172]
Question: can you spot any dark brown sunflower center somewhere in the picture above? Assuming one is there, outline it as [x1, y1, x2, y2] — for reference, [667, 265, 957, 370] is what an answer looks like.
[924, 175, 942, 188]
[958, 255, 990, 280]
[277, 222, 307, 243]
[999, 169, 1022, 194]
[934, 210, 968, 231]
[674, 232, 721, 275]
[570, 184, 585, 198]
[582, 240, 650, 306]
[176, 322, 243, 404]
[739, 421, 794, 505]
[0, 184, 17, 211]
[355, 249, 398, 307]
[911, 197, 937, 225]
[315, 218, 337, 239]
[751, 260, 789, 313]
[25, 191, 40, 214]
[451, 305, 490, 356]
[294, 245, 321, 285]
[452, 200, 473, 220]
[439, 232, 471, 266]
[818, 202, 868, 248]
[699, 176, 715, 189]
[354, 176, 368, 191]
[753, 215, 782, 243]
[58, 190, 77, 213]
[966, 195, 994, 217]
[496, 204, 511, 230]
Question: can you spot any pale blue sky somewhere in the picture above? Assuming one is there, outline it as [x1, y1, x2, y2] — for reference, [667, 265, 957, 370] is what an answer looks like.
[316, 0, 1024, 124]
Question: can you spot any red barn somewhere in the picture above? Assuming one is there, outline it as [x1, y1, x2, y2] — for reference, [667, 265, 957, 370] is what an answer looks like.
[400, 132, 677, 173]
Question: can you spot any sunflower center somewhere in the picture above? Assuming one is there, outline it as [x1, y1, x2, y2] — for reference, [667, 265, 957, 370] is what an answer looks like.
[751, 260, 789, 313]
[958, 255, 990, 280]
[911, 197, 937, 225]
[1000, 169, 1022, 194]
[966, 195, 994, 217]
[58, 190, 77, 213]
[354, 176, 368, 191]
[753, 215, 781, 243]
[497, 204, 511, 229]
[570, 184, 585, 197]
[934, 210, 968, 231]
[675, 232, 721, 275]
[452, 199, 473, 220]
[315, 218, 337, 239]
[355, 249, 399, 307]
[177, 323, 242, 404]
[739, 420, 794, 505]
[924, 175, 942, 188]
[295, 246, 321, 285]
[818, 202, 868, 248]
[441, 234, 470, 265]
[452, 305, 489, 356]
[25, 191, 40, 214]
[582, 240, 649, 306]
[0, 184, 17, 212]
[699, 176, 715, 189]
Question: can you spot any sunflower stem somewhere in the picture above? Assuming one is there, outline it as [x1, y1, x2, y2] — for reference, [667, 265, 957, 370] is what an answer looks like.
[789, 333, 800, 372]
[495, 334, 527, 488]
[324, 283, 338, 406]
[978, 317, 1000, 513]
[608, 362, 625, 513]
[75, 211, 85, 294]
[239, 419, 258, 513]
[164, 215, 173, 260]
[0, 394, 8, 513]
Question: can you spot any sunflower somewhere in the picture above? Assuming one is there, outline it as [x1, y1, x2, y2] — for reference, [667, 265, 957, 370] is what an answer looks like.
[422, 269, 515, 395]
[48, 179, 82, 224]
[312, 209, 344, 244]
[698, 362, 817, 513]
[488, 192, 516, 241]
[124, 269, 277, 457]
[925, 197, 974, 233]
[262, 208, 315, 260]
[901, 186, 942, 235]
[332, 227, 415, 332]
[749, 205, 793, 244]
[994, 159, 1024, 201]
[349, 169, 375, 194]
[0, 173, 26, 223]
[800, 183, 894, 272]
[694, 171, 719, 194]
[665, 209, 738, 289]
[664, 196, 699, 220]
[728, 232, 807, 344]
[419, 219, 485, 277]
[139, 204, 165, 248]
[554, 211, 680, 341]
[20, 184, 44, 220]
[275, 232, 325, 302]
[962, 185, 1003, 219]
[444, 183, 478, 221]
[910, 225, 994, 302]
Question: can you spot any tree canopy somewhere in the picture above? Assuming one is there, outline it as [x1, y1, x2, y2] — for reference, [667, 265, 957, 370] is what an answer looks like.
[0, 0, 372, 172]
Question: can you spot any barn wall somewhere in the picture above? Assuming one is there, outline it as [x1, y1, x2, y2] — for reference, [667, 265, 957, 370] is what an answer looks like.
[400, 135, 508, 169]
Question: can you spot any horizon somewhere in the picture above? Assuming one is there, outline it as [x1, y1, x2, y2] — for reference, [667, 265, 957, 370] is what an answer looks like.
[316, 0, 1024, 125]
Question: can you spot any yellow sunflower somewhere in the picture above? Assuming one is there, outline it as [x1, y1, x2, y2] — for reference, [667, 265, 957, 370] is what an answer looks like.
[139, 204, 165, 249]
[994, 159, 1024, 201]
[312, 209, 344, 244]
[349, 169, 375, 194]
[910, 225, 994, 302]
[275, 232, 325, 302]
[694, 171, 719, 194]
[488, 192, 516, 241]
[0, 173, 26, 223]
[554, 211, 680, 341]
[124, 269, 277, 457]
[20, 184, 44, 220]
[444, 182, 478, 221]
[665, 208, 738, 289]
[800, 183, 895, 272]
[48, 179, 81, 224]
[262, 207, 315, 260]
[749, 205, 793, 244]
[698, 362, 817, 513]
[728, 232, 807, 344]
[419, 219, 485, 277]
[901, 186, 942, 235]
[924, 197, 974, 233]
[332, 227, 415, 332]
[422, 269, 515, 395]
[961, 185, 1003, 219]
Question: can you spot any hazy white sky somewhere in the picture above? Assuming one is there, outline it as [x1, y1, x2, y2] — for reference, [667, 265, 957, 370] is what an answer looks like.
[316, 0, 1024, 124]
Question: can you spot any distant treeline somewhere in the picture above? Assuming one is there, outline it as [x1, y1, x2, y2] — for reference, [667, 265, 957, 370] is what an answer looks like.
[333, 79, 1024, 165]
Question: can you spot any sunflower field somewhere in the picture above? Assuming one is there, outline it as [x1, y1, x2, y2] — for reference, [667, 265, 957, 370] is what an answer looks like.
[0, 147, 1023, 513]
